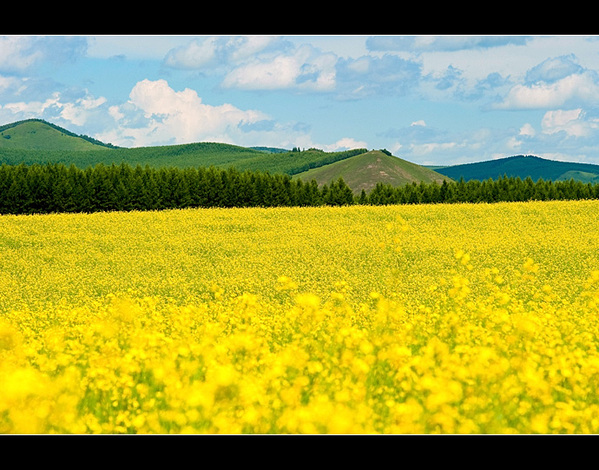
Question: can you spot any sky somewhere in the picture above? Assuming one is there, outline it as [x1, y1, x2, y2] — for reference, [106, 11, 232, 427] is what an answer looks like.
[4, 34, 599, 165]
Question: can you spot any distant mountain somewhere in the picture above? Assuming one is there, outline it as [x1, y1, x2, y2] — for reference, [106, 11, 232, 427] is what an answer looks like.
[434, 155, 599, 183]
[293, 150, 451, 194]
[0, 119, 118, 151]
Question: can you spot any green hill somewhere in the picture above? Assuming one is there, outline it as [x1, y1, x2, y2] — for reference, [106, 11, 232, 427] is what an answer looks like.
[0, 119, 367, 175]
[293, 150, 452, 194]
[0, 120, 271, 169]
[434, 155, 599, 183]
[0, 119, 117, 151]
[0, 119, 449, 193]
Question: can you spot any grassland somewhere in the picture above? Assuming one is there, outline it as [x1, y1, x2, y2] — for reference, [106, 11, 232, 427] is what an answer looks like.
[2, 200, 599, 433]
[293, 150, 451, 194]
[0, 119, 370, 174]
[0, 120, 112, 151]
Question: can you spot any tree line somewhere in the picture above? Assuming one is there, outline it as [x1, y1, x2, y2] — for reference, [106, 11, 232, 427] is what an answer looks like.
[363, 175, 599, 205]
[0, 162, 354, 215]
[1, 162, 599, 215]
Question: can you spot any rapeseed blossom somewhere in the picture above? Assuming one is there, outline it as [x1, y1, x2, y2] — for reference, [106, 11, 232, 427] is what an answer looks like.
[1, 200, 599, 433]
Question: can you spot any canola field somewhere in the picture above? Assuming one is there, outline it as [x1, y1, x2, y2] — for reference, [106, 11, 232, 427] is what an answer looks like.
[2, 200, 599, 434]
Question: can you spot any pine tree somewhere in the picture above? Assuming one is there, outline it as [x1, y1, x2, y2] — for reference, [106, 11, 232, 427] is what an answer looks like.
[4, 165, 29, 214]
[335, 177, 354, 206]
[358, 188, 368, 205]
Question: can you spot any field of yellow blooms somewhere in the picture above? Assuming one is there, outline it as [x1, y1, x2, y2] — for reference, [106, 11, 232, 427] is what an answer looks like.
[2, 200, 599, 434]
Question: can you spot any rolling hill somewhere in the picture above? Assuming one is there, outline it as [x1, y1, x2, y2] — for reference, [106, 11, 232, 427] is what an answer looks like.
[434, 155, 599, 183]
[0, 120, 367, 173]
[0, 119, 449, 193]
[293, 150, 451, 194]
[0, 119, 117, 151]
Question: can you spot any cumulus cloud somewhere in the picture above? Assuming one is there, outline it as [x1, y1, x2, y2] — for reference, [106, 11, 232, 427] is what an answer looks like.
[541, 108, 599, 137]
[222, 44, 337, 92]
[165, 37, 425, 99]
[495, 53, 599, 110]
[496, 72, 599, 109]
[1, 92, 60, 116]
[101, 79, 270, 147]
[0, 87, 108, 128]
[519, 123, 536, 137]
[60, 95, 107, 126]
[0, 75, 326, 150]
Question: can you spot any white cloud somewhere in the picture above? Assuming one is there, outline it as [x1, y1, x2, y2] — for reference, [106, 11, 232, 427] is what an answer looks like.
[0, 76, 320, 150]
[506, 136, 522, 149]
[104, 79, 270, 147]
[0, 88, 108, 128]
[411, 120, 426, 127]
[519, 123, 536, 137]
[223, 54, 298, 90]
[2, 91, 60, 116]
[222, 45, 336, 92]
[227, 36, 281, 63]
[410, 141, 460, 156]
[496, 72, 599, 109]
[163, 36, 285, 71]
[60, 95, 107, 126]
[541, 108, 599, 137]
[322, 137, 368, 152]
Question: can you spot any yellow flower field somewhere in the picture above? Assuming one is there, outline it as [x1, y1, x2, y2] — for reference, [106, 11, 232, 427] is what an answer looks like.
[2, 200, 599, 433]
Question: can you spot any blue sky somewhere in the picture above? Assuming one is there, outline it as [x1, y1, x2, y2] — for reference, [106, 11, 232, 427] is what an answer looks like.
[3, 35, 599, 165]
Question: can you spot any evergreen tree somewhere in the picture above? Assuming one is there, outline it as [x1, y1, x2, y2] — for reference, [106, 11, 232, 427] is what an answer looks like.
[358, 188, 368, 205]
[329, 178, 354, 206]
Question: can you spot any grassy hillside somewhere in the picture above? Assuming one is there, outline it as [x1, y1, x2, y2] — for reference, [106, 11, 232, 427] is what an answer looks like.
[227, 148, 367, 175]
[435, 155, 599, 183]
[0, 119, 448, 192]
[0, 121, 367, 176]
[0, 143, 368, 175]
[293, 150, 452, 193]
[0, 119, 115, 151]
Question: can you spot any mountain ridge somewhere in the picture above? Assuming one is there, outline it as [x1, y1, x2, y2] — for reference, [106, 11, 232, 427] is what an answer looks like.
[434, 155, 599, 183]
